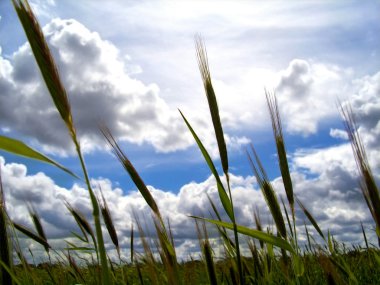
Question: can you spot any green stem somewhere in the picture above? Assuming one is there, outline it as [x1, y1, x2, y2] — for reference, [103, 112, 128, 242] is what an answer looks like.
[73, 138, 111, 285]
[292, 209, 298, 254]
[226, 173, 244, 285]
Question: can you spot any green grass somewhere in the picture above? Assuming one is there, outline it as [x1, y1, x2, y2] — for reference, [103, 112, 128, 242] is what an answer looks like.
[0, 0, 379, 284]
[7, 250, 380, 285]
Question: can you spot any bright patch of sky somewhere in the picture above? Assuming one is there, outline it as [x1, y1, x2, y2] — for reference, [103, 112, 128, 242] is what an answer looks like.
[0, 0, 379, 261]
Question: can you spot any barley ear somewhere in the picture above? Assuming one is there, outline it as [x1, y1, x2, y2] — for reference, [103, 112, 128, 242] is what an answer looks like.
[296, 197, 325, 240]
[12, 222, 50, 250]
[247, 145, 287, 239]
[265, 91, 294, 216]
[340, 103, 380, 239]
[65, 202, 97, 254]
[101, 125, 161, 219]
[195, 36, 228, 175]
[28, 206, 49, 253]
[99, 190, 120, 258]
[196, 220, 218, 285]
[12, 0, 75, 137]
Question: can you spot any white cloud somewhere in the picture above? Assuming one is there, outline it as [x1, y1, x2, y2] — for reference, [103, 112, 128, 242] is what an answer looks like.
[275, 59, 354, 136]
[0, 18, 252, 157]
[29, 0, 56, 18]
[293, 144, 357, 177]
[1, 147, 378, 262]
[289, 80, 380, 241]
[329, 128, 348, 140]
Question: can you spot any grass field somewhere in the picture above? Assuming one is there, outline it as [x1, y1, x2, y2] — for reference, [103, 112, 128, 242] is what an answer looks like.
[1, 1, 379, 284]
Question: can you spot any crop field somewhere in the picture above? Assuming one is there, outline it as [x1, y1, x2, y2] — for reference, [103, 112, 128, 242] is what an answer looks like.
[1, 1, 380, 284]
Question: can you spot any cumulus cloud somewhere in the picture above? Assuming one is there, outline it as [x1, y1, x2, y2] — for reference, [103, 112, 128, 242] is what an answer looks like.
[275, 59, 355, 136]
[291, 147, 376, 242]
[1, 145, 378, 263]
[0, 18, 251, 157]
[0, 155, 265, 261]
[290, 74, 380, 242]
[0, 18, 192, 155]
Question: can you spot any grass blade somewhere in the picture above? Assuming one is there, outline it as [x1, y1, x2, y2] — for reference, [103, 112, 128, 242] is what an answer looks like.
[203, 241, 218, 285]
[297, 198, 325, 240]
[101, 126, 161, 219]
[196, 221, 218, 285]
[179, 110, 233, 221]
[181, 108, 242, 280]
[99, 191, 120, 258]
[253, 210, 265, 249]
[247, 145, 287, 239]
[0, 136, 78, 178]
[102, 127, 179, 283]
[130, 223, 134, 264]
[0, 260, 21, 285]
[28, 206, 49, 253]
[361, 221, 369, 250]
[191, 216, 295, 253]
[13, 222, 50, 250]
[65, 202, 95, 245]
[281, 197, 294, 238]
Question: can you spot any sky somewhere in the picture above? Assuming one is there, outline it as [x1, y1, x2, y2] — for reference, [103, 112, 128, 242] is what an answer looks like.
[0, 0, 379, 262]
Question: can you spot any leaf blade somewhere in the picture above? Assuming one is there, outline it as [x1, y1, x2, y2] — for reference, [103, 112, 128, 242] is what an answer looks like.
[192, 216, 295, 253]
[179, 110, 233, 221]
[0, 135, 78, 178]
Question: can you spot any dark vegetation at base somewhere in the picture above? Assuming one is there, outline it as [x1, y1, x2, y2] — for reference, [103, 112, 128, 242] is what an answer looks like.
[11, 249, 380, 284]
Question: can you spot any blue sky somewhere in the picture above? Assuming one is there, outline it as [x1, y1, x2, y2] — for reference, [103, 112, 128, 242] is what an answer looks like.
[0, 0, 379, 261]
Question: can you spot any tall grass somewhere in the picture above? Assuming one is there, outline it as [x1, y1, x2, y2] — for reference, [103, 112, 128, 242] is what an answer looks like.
[194, 36, 243, 283]
[340, 104, 380, 244]
[0, 0, 379, 284]
[11, 0, 110, 283]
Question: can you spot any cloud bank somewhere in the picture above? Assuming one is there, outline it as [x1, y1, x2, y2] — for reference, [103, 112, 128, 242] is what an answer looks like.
[2, 129, 378, 262]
